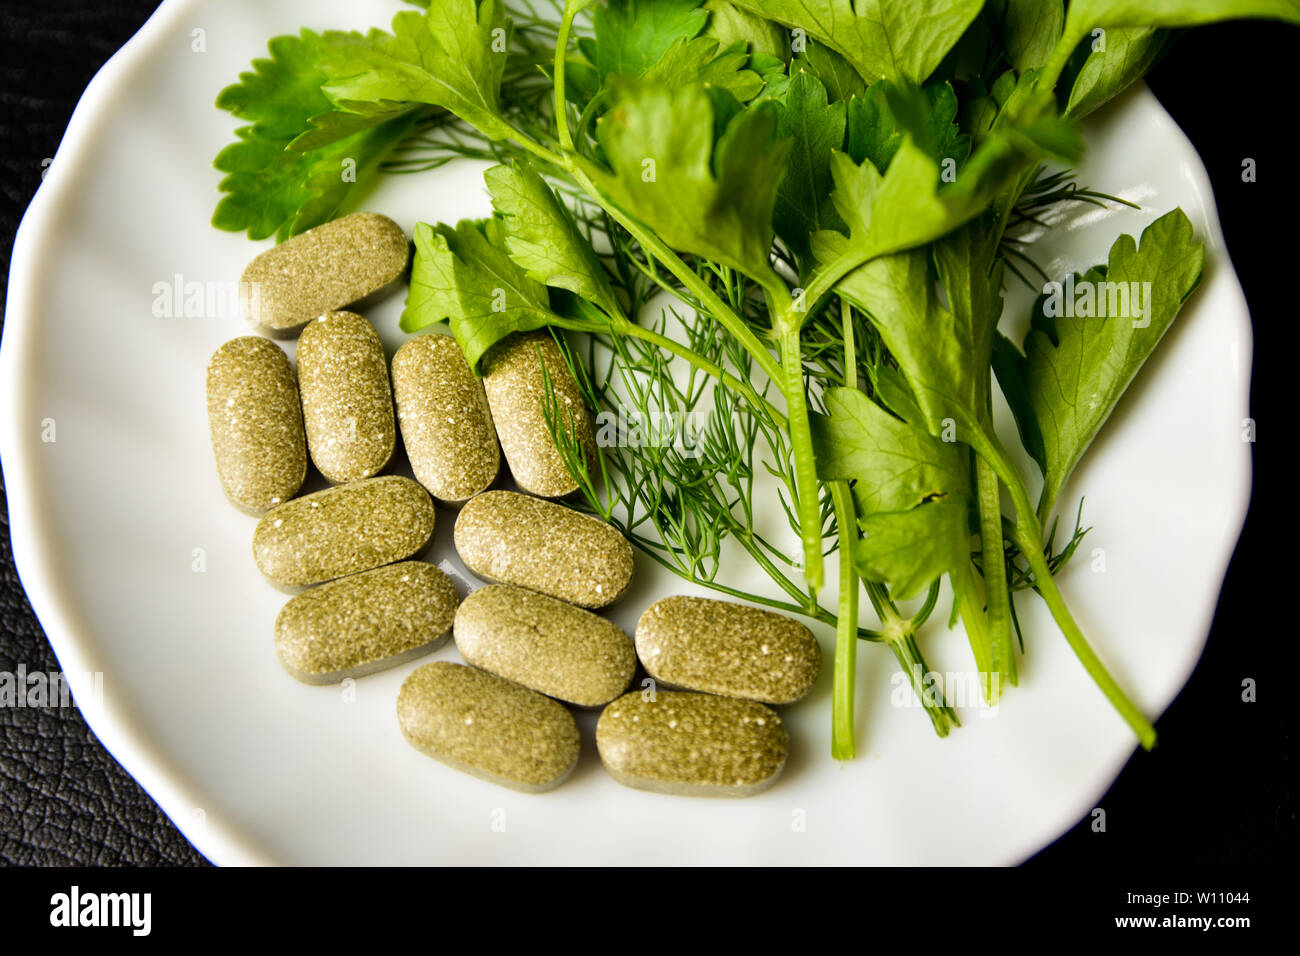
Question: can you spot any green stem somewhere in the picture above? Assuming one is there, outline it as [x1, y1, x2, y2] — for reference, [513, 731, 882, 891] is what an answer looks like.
[616, 320, 786, 427]
[910, 579, 942, 629]
[951, 559, 995, 701]
[1036, 22, 1088, 96]
[504, 128, 569, 169]
[975, 453, 1017, 691]
[1015, 523, 1155, 749]
[887, 628, 960, 738]
[831, 294, 861, 758]
[553, 3, 578, 153]
[777, 314, 824, 593]
[863, 579, 900, 622]
[973, 431, 1157, 750]
[830, 481, 858, 760]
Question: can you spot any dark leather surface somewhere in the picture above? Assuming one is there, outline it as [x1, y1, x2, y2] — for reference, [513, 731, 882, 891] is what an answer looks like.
[0, 2, 1291, 868]
[1, 0, 207, 866]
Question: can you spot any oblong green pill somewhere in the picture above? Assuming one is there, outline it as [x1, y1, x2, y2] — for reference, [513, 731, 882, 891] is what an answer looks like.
[636, 596, 821, 704]
[205, 336, 306, 514]
[297, 311, 396, 484]
[596, 690, 789, 797]
[397, 662, 581, 794]
[392, 333, 499, 504]
[275, 562, 459, 684]
[240, 212, 410, 333]
[253, 476, 435, 588]
[454, 490, 634, 609]
[455, 585, 635, 707]
[481, 332, 596, 498]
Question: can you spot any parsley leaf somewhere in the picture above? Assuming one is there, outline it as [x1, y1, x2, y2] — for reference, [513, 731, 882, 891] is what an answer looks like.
[642, 36, 765, 100]
[832, 215, 1005, 441]
[315, 3, 514, 140]
[484, 162, 623, 319]
[791, 42, 867, 102]
[814, 387, 968, 514]
[705, 0, 789, 58]
[1064, 27, 1171, 119]
[994, 208, 1205, 519]
[590, 0, 711, 81]
[1039, 0, 1299, 94]
[773, 71, 846, 267]
[730, 0, 984, 85]
[845, 79, 970, 176]
[990, 0, 1064, 73]
[400, 219, 603, 370]
[813, 387, 972, 601]
[1066, 0, 1300, 31]
[212, 30, 418, 241]
[853, 499, 972, 601]
[584, 79, 790, 281]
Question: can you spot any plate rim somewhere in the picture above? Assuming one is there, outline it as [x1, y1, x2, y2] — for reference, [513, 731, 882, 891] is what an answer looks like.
[0, 0, 1254, 867]
[0, 0, 272, 866]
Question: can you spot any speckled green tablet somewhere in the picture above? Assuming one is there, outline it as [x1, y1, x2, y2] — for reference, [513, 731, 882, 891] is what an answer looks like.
[253, 476, 435, 588]
[596, 691, 789, 797]
[454, 490, 634, 608]
[205, 336, 306, 514]
[397, 662, 581, 793]
[240, 212, 410, 333]
[636, 596, 821, 704]
[392, 334, 499, 503]
[275, 562, 458, 684]
[481, 332, 597, 497]
[455, 585, 635, 707]
[297, 311, 396, 483]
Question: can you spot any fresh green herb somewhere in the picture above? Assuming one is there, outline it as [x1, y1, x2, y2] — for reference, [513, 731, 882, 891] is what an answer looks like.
[212, 30, 422, 240]
[210, 0, 1288, 761]
[994, 208, 1205, 527]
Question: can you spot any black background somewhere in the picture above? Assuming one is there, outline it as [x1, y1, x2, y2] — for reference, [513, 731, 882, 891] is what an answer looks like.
[0, 2, 1292, 870]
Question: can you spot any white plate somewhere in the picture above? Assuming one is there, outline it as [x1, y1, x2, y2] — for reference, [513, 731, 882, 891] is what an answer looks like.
[0, 0, 1252, 866]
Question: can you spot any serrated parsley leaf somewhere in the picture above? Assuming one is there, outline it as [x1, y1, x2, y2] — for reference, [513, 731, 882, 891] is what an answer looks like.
[774, 71, 846, 267]
[642, 36, 765, 100]
[591, 0, 711, 81]
[813, 387, 968, 513]
[854, 498, 971, 601]
[212, 30, 417, 241]
[287, 105, 415, 152]
[845, 79, 970, 176]
[813, 386, 972, 600]
[704, 0, 789, 58]
[995, 208, 1205, 518]
[1064, 27, 1170, 119]
[484, 162, 623, 319]
[316, 3, 514, 140]
[791, 42, 867, 102]
[584, 80, 790, 281]
[730, 0, 983, 85]
[401, 219, 606, 371]
[831, 216, 1005, 442]
[810, 138, 988, 282]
